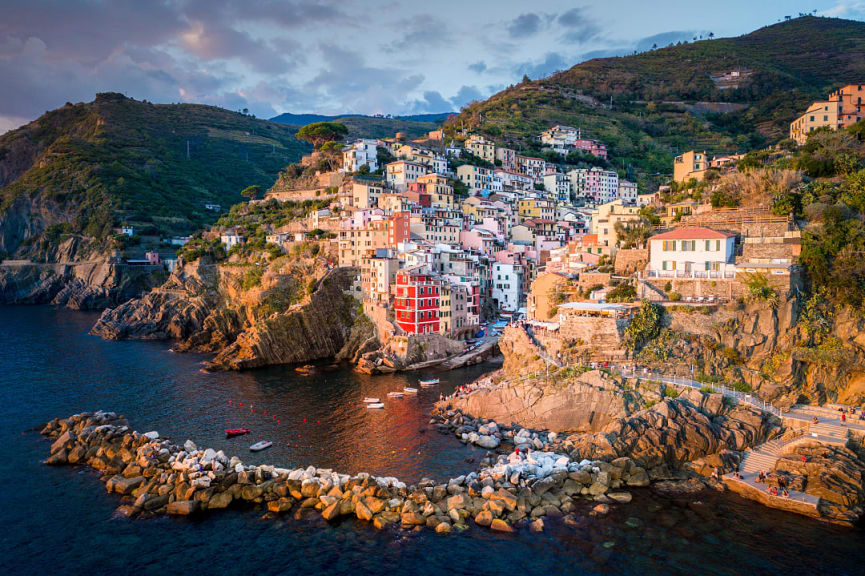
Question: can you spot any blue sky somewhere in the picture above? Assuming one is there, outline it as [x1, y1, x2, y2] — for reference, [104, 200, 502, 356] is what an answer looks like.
[1, 0, 864, 133]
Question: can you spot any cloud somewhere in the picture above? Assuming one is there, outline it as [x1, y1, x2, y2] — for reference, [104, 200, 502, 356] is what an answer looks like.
[410, 90, 453, 113]
[302, 44, 425, 114]
[384, 14, 454, 52]
[450, 85, 485, 109]
[557, 7, 601, 44]
[821, 2, 865, 18]
[508, 13, 542, 38]
[514, 52, 572, 80]
[635, 30, 711, 51]
[468, 61, 487, 74]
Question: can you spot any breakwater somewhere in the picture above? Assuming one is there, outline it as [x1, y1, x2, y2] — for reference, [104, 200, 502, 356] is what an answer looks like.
[42, 410, 643, 533]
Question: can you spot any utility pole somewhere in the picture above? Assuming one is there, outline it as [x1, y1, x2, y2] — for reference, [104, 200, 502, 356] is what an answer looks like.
[186, 140, 190, 160]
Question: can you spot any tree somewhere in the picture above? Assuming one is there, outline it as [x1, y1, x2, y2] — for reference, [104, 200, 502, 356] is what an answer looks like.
[624, 300, 663, 352]
[241, 185, 262, 200]
[296, 122, 349, 149]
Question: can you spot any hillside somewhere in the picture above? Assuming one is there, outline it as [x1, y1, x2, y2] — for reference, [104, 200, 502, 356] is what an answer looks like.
[0, 93, 309, 260]
[448, 16, 865, 185]
[271, 112, 450, 139]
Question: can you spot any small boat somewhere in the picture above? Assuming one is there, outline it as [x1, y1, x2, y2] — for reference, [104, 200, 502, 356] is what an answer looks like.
[366, 402, 385, 409]
[419, 378, 439, 387]
[363, 397, 381, 403]
[249, 440, 272, 452]
[225, 428, 250, 438]
[387, 391, 405, 398]
[403, 386, 418, 394]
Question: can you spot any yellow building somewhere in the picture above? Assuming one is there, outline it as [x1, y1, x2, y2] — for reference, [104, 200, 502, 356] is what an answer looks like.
[590, 200, 642, 250]
[790, 84, 865, 144]
[517, 197, 555, 223]
[527, 271, 570, 322]
[417, 173, 454, 209]
[673, 150, 708, 183]
[465, 135, 496, 163]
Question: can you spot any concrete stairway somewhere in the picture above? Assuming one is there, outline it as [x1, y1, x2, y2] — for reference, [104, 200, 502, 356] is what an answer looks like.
[740, 449, 779, 475]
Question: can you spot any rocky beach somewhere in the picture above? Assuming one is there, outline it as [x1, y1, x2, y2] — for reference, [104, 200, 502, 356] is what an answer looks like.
[42, 409, 645, 534]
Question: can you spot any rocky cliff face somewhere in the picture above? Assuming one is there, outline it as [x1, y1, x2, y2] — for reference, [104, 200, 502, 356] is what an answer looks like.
[654, 299, 865, 406]
[91, 260, 374, 370]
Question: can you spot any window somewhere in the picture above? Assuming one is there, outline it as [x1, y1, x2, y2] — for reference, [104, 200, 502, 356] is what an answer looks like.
[663, 240, 676, 251]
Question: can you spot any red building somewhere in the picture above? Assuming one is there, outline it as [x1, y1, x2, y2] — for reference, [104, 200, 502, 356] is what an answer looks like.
[387, 211, 411, 248]
[393, 269, 440, 334]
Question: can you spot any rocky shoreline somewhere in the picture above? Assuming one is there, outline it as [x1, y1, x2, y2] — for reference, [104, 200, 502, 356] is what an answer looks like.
[42, 411, 653, 534]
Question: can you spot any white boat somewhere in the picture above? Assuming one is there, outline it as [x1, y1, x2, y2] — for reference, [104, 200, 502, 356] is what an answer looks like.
[403, 386, 418, 394]
[387, 391, 405, 398]
[366, 402, 385, 409]
[363, 397, 381, 403]
[249, 440, 273, 452]
[419, 378, 439, 387]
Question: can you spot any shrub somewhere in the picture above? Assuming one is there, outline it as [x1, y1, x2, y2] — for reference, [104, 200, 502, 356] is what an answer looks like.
[624, 299, 663, 352]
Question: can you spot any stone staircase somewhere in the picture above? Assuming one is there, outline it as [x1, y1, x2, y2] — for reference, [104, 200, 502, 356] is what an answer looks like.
[740, 448, 780, 475]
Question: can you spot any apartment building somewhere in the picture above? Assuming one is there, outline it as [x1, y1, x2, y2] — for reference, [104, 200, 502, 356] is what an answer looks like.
[790, 84, 864, 144]
[543, 172, 572, 202]
[673, 150, 708, 183]
[385, 160, 428, 191]
[342, 139, 378, 173]
[457, 164, 493, 194]
[393, 269, 441, 334]
[465, 135, 496, 163]
[569, 167, 619, 204]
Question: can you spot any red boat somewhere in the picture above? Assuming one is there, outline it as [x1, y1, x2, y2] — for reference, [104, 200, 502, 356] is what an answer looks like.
[225, 428, 250, 438]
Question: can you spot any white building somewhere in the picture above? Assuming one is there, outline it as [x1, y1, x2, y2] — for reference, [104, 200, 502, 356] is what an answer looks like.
[618, 180, 638, 204]
[543, 173, 572, 202]
[540, 125, 579, 152]
[342, 139, 378, 173]
[492, 261, 523, 312]
[457, 165, 493, 194]
[386, 160, 428, 192]
[646, 227, 736, 277]
[569, 167, 619, 205]
[121, 225, 134, 236]
[495, 169, 534, 192]
[517, 155, 546, 182]
[220, 230, 245, 251]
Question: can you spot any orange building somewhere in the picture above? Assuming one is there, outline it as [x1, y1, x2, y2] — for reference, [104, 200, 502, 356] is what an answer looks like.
[790, 84, 865, 144]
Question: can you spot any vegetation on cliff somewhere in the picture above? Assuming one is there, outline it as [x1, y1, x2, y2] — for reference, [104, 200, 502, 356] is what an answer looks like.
[0, 93, 309, 258]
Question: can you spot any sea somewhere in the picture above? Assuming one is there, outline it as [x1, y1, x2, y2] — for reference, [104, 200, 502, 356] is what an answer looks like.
[1, 305, 863, 575]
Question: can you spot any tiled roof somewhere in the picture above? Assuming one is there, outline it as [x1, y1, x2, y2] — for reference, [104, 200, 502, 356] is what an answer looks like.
[650, 226, 734, 240]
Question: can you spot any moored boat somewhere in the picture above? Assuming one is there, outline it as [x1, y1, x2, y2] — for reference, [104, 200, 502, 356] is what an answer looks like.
[249, 440, 273, 452]
[403, 386, 418, 394]
[363, 397, 381, 403]
[387, 391, 404, 398]
[225, 428, 250, 438]
[366, 402, 385, 409]
[419, 378, 439, 387]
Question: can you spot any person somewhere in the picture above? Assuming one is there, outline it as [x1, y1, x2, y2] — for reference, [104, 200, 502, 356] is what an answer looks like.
[801, 455, 808, 463]
[842, 412, 847, 425]
[812, 416, 819, 424]
[782, 489, 789, 498]
[712, 467, 719, 479]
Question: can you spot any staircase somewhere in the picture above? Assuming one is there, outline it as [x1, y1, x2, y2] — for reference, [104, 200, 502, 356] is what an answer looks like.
[740, 449, 779, 475]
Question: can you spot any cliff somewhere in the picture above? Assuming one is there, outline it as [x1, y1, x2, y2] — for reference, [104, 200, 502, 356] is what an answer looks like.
[91, 252, 375, 370]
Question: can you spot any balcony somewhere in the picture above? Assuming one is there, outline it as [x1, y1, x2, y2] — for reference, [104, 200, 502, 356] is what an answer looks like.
[643, 269, 735, 280]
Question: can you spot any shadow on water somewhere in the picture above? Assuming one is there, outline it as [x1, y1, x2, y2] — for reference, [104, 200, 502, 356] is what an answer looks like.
[1, 306, 863, 576]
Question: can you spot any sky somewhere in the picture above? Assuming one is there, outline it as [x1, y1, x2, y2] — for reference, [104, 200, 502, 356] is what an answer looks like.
[1, 0, 865, 134]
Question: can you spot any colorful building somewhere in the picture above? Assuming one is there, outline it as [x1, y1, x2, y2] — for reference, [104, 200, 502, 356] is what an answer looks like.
[393, 269, 441, 334]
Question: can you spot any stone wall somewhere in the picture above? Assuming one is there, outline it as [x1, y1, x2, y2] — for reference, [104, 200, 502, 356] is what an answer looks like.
[558, 316, 629, 361]
[578, 271, 611, 290]
[614, 248, 648, 276]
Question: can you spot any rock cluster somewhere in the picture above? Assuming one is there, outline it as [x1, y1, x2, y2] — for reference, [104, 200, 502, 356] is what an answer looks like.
[42, 411, 639, 533]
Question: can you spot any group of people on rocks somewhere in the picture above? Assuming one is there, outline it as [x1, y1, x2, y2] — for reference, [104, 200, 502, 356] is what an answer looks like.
[756, 471, 790, 498]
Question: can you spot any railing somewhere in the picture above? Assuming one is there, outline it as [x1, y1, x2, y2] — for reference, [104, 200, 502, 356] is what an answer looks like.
[616, 367, 784, 417]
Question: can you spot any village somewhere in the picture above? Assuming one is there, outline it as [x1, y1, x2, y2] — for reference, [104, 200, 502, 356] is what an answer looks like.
[191, 85, 864, 357]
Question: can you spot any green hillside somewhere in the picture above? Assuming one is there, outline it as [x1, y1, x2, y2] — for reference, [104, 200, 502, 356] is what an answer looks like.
[0, 93, 309, 256]
[447, 16, 865, 185]
[271, 112, 443, 139]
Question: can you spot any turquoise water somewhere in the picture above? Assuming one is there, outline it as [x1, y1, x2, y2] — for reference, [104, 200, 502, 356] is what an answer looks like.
[1, 305, 863, 575]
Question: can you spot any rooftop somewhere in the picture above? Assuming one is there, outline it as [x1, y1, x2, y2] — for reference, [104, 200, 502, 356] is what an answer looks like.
[559, 302, 629, 312]
[651, 226, 734, 241]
